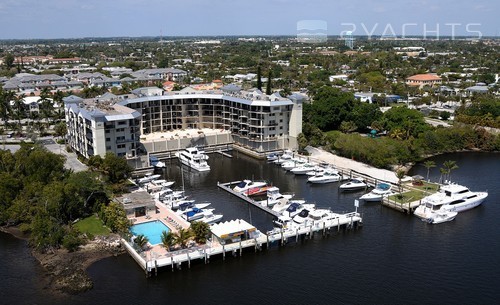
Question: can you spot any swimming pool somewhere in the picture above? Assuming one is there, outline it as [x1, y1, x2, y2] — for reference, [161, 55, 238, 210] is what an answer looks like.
[130, 220, 170, 245]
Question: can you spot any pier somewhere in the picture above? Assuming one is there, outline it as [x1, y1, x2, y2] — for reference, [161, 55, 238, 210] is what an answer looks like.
[217, 181, 281, 217]
[122, 211, 362, 275]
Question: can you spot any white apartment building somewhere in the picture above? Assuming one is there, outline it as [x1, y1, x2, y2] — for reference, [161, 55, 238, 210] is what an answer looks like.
[64, 86, 304, 160]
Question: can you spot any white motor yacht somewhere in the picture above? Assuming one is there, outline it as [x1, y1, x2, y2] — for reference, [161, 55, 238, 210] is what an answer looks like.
[137, 173, 161, 185]
[175, 201, 212, 213]
[339, 178, 368, 191]
[149, 156, 166, 168]
[307, 170, 344, 184]
[290, 163, 318, 175]
[180, 208, 215, 222]
[359, 183, 393, 202]
[273, 149, 294, 164]
[256, 186, 294, 207]
[233, 180, 267, 193]
[175, 147, 210, 172]
[414, 183, 488, 220]
[282, 202, 316, 218]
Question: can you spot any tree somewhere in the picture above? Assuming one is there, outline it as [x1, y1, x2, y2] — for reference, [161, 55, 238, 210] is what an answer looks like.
[442, 160, 458, 182]
[266, 70, 272, 95]
[134, 234, 149, 251]
[102, 152, 132, 183]
[175, 228, 192, 249]
[256, 65, 262, 91]
[423, 160, 436, 182]
[440, 111, 450, 121]
[190, 221, 210, 244]
[340, 121, 357, 133]
[4, 53, 15, 69]
[161, 230, 176, 251]
[54, 122, 67, 140]
[0, 88, 14, 126]
[39, 87, 53, 124]
[396, 168, 406, 195]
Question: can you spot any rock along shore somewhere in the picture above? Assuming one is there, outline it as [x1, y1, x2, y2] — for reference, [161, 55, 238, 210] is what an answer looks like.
[1, 226, 124, 294]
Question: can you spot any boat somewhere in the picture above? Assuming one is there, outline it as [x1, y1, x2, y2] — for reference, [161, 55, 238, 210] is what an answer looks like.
[292, 209, 310, 224]
[180, 208, 215, 222]
[359, 183, 393, 202]
[244, 185, 272, 197]
[145, 179, 175, 193]
[175, 147, 210, 172]
[339, 178, 368, 191]
[272, 199, 307, 214]
[281, 157, 307, 171]
[137, 173, 161, 185]
[174, 201, 211, 213]
[256, 186, 294, 207]
[414, 183, 488, 219]
[307, 170, 344, 184]
[195, 213, 223, 224]
[282, 201, 316, 218]
[149, 156, 166, 168]
[290, 163, 318, 175]
[266, 153, 280, 162]
[233, 180, 267, 193]
[421, 209, 458, 224]
[273, 149, 294, 164]
[273, 215, 293, 228]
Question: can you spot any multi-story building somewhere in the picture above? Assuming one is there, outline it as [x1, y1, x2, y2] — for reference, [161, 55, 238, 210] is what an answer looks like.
[64, 86, 304, 161]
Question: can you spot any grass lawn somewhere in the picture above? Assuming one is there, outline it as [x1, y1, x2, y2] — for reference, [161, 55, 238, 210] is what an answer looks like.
[74, 214, 110, 236]
[410, 181, 440, 192]
[389, 190, 427, 204]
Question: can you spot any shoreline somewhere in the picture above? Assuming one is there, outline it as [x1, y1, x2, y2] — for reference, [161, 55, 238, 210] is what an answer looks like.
[1, 226, 124, 295]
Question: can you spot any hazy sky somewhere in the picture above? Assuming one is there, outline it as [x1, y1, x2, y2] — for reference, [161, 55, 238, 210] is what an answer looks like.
[0, 0, 498, 39]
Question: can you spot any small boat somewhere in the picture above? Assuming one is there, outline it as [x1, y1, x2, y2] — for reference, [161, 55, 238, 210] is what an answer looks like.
[359, 183, 393, 202]
[175, 201, 211, 213]
[290, 163, 318, 175]
[180, 208, 216, 222]
[422, 210, 458, 224]
[273, 215, 293, 228]
[257, 186, 294, 207]
[281, 157, 307, 171]
[273, 149, 294, 164]
[273, 199, 307, 214]
[196, 213, 223, 224]
[175, 147, 210, 172]
[233, 180, 267, 193]
[339, 178, 367, 191]
[149, 156, 166, 168]
[146, 179, 175, 193]
[282, 202, 316, 218]
[266, 153, 280, 162]
[137, 173, 161, 185]
[307, 170, 344, 184]
[244, 185, 272, 197]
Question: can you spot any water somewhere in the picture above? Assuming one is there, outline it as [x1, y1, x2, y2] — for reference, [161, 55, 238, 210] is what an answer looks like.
[130, 220, 170, 245]
[1, 151, 499, 304]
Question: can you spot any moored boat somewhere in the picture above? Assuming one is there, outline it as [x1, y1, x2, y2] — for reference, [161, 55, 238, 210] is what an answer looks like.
[359, 183, 393, 202]
[339, 178, 367, 191]
[175, 147, 210, 172]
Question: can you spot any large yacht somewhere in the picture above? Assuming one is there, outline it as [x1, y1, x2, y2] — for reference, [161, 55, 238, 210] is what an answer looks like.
[175, 147, 210, 172]
[414, 183, 488, 220]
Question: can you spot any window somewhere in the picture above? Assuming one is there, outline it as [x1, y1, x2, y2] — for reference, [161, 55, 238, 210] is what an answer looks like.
[117, 144, 125, 149]
[106, 138, 110, 142]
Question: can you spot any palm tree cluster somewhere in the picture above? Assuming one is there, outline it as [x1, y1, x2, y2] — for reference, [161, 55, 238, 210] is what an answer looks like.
[160, 221, 210, 251]
[439, 160, 459, 184]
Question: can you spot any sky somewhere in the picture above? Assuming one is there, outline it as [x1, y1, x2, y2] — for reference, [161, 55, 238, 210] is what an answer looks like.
[0, 0, 498, 39]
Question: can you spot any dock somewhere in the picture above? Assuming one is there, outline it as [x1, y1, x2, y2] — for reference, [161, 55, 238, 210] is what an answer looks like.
[122, 211, 362, 275]
[217, 181, 281, 217]
[217, 150, 233, 158]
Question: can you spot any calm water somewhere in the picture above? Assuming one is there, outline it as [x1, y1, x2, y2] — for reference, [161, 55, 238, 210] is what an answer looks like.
[1, 151, 499, 305]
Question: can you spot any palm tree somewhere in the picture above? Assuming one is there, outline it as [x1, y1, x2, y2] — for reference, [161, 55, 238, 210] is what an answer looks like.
[0, 88, 14, 127]
[161, 230, 176, 251]
[175, 228, 192, 249]
[396, 168, 406, 196]
[39, 87, 53, 125]
[190, 221, 210, 244]
[423, 160, 436, 182]
[134, 234, 149, 251]
[438, 167, 448, 184]
[442, 160, 458, 182]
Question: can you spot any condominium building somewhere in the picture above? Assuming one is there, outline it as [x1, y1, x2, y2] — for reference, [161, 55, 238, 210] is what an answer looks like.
[64, 86, 303, 160]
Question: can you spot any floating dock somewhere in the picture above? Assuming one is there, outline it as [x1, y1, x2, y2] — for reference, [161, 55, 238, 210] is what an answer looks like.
[217, 181, 281, 217]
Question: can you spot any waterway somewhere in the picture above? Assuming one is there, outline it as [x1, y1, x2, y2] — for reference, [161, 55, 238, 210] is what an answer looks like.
[1, 151, 499, 304]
